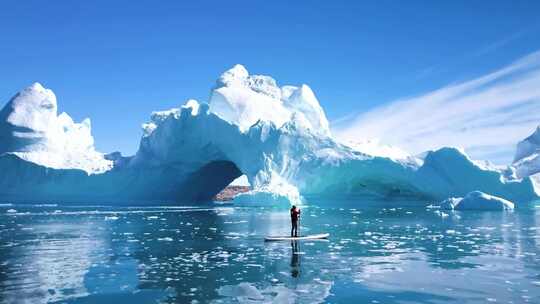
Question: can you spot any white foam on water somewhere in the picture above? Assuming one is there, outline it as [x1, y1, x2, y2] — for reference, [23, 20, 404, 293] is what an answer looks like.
[223, 220, 247, 224]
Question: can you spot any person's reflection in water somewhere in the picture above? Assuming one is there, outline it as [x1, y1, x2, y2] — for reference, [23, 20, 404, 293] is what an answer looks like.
[290, 240, 300, 278]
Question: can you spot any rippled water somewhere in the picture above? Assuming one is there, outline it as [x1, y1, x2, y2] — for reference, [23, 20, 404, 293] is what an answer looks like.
[0, 199, 539, 304]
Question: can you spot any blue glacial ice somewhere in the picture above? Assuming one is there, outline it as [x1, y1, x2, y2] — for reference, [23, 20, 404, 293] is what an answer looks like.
[438, 191, 515, 211]
[0, 65, 539, 206]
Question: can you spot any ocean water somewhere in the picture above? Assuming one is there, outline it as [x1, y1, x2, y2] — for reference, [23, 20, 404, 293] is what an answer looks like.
[0, 199, 539, 304]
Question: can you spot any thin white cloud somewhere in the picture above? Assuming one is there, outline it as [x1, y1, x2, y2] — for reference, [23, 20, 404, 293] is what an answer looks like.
[334, 50, 540, 165]
[472, 30, 528, 57]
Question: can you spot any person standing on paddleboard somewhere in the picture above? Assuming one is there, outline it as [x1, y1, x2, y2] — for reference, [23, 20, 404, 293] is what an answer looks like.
[290, 205, 300, 237]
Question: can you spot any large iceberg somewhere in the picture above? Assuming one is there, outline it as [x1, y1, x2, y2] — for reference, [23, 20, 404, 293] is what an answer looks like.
[0, 66, 538, 206]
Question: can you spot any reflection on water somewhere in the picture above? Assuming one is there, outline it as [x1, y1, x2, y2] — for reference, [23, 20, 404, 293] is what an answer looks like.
[0, 200, 539, 303]
[290, 241, 300, 278]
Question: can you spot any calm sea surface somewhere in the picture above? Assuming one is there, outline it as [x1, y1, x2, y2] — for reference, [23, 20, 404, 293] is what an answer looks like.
[0, 199, 539, 303]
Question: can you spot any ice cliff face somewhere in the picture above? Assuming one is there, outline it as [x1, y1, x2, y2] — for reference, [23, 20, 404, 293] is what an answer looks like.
[0, 66, 539, 206]
[512, 126, 540, 179]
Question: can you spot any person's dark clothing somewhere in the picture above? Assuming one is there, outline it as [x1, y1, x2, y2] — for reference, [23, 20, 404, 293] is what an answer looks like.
[291, 208, 300, 221]
[291, 221, 298, 237]
[290, 207, 300, 237]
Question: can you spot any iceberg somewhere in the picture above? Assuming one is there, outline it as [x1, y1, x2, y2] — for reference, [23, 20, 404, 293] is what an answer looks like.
[209, 64, 330, 136]
[512, 126, 540, 178]
[0, 83, 112, 174]
[438, 191, 515, 211]
[0, 66, 538, 206]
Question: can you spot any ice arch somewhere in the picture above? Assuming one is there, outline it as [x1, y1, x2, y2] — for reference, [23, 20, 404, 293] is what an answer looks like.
[0, 67, 539, 206]
[176, 160, 243, 201]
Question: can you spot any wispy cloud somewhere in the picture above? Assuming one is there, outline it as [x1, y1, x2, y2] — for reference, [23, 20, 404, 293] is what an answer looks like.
[334, 50, 540, 165]
[472, 30, 528, 57]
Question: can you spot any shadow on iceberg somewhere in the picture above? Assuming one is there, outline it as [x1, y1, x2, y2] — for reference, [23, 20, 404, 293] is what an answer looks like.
[175, 160, 243, 202]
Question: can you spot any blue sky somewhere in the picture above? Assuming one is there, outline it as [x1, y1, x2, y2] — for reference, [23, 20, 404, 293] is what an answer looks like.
[1, 1, 539, 162]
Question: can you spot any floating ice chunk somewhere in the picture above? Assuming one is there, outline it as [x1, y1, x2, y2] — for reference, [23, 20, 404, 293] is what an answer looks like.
[217, 282, 264, 300]
[439, 197, 462, 210]
[439, 191, 514, 211]
[434, 210, 449, 218]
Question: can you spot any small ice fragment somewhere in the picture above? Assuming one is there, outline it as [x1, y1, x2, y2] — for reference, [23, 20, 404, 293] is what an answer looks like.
[440, 212, 449, 218]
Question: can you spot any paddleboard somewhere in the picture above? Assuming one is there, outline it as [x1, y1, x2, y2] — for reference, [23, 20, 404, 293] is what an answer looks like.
[264, 233, 329, 241]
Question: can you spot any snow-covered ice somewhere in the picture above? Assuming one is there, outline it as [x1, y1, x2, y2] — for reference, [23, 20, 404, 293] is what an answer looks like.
[0, 83, 112, 174]
[512, 126, 540, 178]
[209, 64, 331, 136]
[439, 191, 515, 211]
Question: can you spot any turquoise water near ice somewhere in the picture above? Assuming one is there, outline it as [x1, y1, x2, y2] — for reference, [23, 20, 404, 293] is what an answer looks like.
[0, 199, 539, 303]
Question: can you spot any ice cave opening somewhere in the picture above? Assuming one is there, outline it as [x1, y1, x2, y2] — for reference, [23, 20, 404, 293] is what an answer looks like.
[177, 160, 243, 202]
